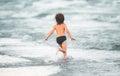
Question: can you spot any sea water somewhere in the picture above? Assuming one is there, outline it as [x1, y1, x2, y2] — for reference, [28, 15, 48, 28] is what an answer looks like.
[0, 0, 120, 76]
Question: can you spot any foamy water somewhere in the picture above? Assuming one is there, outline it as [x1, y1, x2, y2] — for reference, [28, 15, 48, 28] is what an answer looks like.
[0, 66, 61, 76]
[0, 0, 120, 76]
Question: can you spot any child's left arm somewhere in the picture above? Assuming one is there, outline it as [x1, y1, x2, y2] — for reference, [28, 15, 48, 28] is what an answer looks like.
[45, 26, 56, 40]
[64, 24, 75, 40]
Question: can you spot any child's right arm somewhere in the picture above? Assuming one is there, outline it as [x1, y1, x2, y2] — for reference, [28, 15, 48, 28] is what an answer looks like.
[64, 24, 75, 40]
[45, 25, 56, 40]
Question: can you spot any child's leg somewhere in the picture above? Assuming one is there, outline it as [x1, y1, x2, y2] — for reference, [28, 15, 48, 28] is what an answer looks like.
[58, 44, 66, 53]
[61, 41, 67, 59]
[57, 41, 67, 59]
[56, 44, 62, 55]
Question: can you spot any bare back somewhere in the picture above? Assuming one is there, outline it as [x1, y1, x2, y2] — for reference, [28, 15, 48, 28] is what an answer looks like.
[55, 24, 65, 37]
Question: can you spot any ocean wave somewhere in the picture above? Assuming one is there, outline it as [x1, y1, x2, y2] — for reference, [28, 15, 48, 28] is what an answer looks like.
[92, 13, 120, 23]
[87, 0, 120, 7]
[0, 0, 120, 19]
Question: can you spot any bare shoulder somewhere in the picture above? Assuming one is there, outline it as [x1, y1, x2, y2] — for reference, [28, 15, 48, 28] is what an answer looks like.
[63, 23, 66, 26]
[62, 23, 67, 28]
[53, 24, 57, 29]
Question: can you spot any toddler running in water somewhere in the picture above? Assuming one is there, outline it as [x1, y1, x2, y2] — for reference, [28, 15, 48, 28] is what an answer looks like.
[45, 13, 75, 60]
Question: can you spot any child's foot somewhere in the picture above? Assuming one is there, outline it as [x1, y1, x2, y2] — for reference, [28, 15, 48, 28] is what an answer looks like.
[64, 57, 67, 60]
[56, 48, 60, 55]
[58, 48, 65, 53]
[56, 48, 64, 55]
[56, 50, 59, 55]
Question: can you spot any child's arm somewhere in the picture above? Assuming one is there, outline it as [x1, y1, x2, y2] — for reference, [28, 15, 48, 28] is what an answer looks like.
[64, 24, 75, 40]
[45, 26, 56, 40]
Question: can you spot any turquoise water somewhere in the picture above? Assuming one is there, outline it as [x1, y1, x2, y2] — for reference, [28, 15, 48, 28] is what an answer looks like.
[0, 0, 120, 76]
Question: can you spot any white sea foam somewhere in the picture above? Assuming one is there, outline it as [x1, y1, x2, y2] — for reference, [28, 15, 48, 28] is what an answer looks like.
[68, 48, 120, 62]
[32, 0, 71, 10]
[11, 0, 71, 18]
[0, 38, 35, 46]
[0, 38, 22, 45]
[0, 11, 13, 18]
[68, 20, 114, 33]
[12, 11, 38, 18]
[0, 38, 60, 61]
[0, 55, 30, 63]
[0, 66, 61, 76]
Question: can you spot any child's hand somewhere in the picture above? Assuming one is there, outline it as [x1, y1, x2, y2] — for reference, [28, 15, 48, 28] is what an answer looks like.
[44, 37, 48, 41]
[71, 37, 75, 40]
[45, 38, 48, 41]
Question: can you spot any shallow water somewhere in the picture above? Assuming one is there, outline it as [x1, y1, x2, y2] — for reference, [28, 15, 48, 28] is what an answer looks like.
[0, 0, 120, 76]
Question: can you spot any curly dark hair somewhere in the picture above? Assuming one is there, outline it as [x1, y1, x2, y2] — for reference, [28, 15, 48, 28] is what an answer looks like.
[55, 13, 64, 24]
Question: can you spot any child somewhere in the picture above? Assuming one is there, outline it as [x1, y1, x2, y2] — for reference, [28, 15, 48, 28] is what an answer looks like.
[45, 13, 75, 60]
